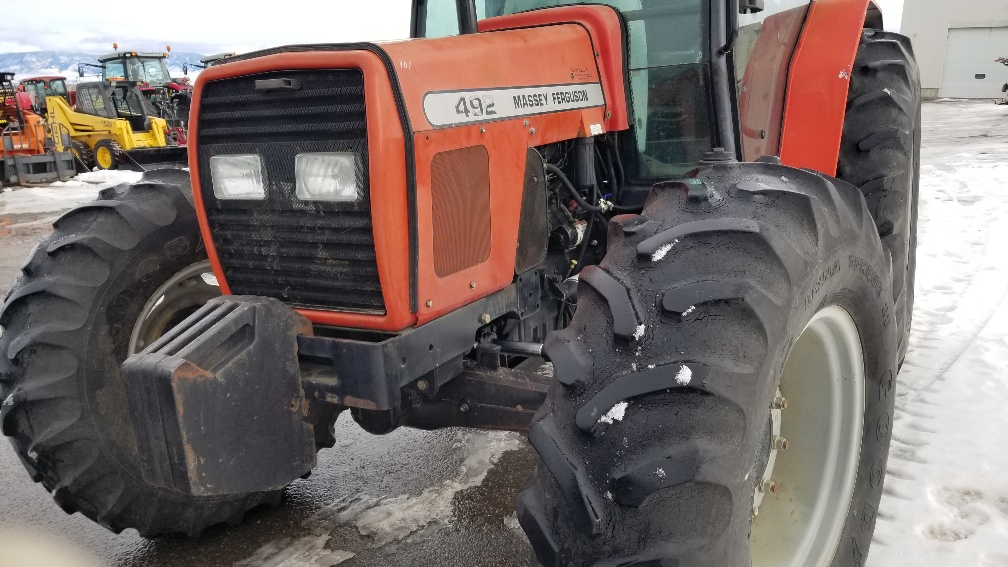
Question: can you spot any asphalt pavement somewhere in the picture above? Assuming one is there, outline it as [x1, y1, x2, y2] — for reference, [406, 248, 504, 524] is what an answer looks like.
[0, 179, 539, 567]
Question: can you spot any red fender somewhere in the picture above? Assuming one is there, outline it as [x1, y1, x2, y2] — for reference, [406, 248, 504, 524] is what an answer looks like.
[778, 0, 871, 175]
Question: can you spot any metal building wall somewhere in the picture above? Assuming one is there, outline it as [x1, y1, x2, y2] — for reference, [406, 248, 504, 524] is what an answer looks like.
[901, 0, 1008, 98]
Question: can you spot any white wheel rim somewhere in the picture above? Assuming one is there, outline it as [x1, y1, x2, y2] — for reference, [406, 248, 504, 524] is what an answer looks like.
[128, 260, 219, 355]
[751, 305, 865, 567]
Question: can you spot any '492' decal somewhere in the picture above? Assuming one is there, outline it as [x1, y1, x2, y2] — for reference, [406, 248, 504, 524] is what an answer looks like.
[454, 95, 497, 118]
[423, 83, 605, 127]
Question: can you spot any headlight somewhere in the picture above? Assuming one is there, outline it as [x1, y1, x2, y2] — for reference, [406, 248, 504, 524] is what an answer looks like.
[295, 152, 358, 202]
[209, 154, 265, 200]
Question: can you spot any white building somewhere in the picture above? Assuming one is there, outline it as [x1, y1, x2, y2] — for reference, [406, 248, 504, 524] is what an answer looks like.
[901, 0, 1008, 99]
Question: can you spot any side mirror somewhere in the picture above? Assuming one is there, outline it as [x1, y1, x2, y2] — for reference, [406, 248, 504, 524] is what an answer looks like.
[183, 64, 188, 76]
[740, 0, 764, 13]
[78, 65, 85, 78]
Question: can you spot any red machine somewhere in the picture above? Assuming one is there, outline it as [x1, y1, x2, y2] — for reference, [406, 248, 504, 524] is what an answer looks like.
[2, 2, 919, 566]
[1, 72, 75, 184]
[16, 76, 75, 110]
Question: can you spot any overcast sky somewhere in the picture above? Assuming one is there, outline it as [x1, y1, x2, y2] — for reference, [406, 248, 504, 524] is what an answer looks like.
[1, 0, 904, 55]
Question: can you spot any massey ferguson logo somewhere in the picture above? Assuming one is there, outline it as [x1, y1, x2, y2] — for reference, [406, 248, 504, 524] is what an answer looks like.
[423, 83, 605, 128]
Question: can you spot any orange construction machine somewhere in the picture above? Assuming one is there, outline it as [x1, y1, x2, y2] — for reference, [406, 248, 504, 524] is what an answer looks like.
[1, 72, 75, 185]
[2, 1, 918, 565]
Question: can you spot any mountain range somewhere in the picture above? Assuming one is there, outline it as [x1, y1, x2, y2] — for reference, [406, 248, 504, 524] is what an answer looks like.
[0, 50, 207, 82]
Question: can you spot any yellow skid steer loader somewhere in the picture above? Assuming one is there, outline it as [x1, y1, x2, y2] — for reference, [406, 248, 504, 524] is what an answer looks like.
[46, 80, 187, 171]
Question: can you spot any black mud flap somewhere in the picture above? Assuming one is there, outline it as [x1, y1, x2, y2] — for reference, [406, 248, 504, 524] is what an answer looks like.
[122, 296, 317, 497]
[119, 146, 189, 172]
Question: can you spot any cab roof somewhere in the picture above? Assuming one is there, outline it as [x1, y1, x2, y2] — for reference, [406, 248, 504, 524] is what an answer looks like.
[21, 76, 66, 83]
[97, 51, 169, 62]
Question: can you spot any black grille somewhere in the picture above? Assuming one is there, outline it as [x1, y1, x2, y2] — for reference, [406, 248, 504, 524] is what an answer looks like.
[197, 69, 384, 313]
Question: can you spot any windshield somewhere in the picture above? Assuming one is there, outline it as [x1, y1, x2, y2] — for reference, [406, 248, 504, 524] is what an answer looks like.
[110, 85, 149, 118]
[25, 83, 47, 110]
[104, 57, 172, 85]
[419, 0, 713, 181]
[104, 60, 125, 80]
[49, 80, 68, 97]
[136, 57, 171, 85]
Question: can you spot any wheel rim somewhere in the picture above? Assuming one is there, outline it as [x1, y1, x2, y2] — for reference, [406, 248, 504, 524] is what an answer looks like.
[95, 146, 113, 169]
[751, 305, 865, 567]
[128, 260, 220, 355]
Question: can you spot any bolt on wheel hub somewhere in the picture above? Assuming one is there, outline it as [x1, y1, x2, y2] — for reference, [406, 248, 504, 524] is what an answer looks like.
[751, 306, 866, 567]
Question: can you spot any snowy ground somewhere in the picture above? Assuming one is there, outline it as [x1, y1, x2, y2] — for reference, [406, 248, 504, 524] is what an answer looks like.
[868, 100, 1008, 566]
[0, 100, 1006, 566]
[0, 170, 141, 214]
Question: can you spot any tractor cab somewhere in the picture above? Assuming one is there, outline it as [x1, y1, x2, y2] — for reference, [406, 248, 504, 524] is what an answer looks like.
[410, 0, 828, 187]
[91, 51, 180, 91]
[0, 72, 40, 142]
[17, 76, 72, 114]
[80, 47, 193, 129]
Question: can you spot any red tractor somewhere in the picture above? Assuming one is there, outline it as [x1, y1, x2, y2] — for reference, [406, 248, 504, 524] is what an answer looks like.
[16, 76, 75, 110]
[79, 47, 193, 128]
[1, 1, 918, 565]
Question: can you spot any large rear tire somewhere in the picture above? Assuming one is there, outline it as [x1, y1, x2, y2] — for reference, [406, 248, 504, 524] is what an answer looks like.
[838, 29, 921, 361]
[518, 162, 897, 566]
[0, 170, 279, 537]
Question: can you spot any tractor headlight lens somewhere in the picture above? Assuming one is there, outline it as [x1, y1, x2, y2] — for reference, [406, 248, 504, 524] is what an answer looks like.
[209, 154, 265, 200]
[295, 152, 358, 202]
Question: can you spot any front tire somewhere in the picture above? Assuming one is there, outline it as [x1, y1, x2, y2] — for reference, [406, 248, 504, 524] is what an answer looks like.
[519, 162, 897, 566]
[0, 170, 278, 536]
[93, 139, 121, 170]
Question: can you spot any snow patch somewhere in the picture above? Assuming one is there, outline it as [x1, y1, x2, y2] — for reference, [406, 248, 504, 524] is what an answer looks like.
[651, 239, 678, 262]
[599, 401, 629, 425]
[675, 365, 692, 386]
[633, 324, 646, 341]
[656, 468, 666, 479]
[69, 170, 143, 185]
[682, 305, 696, 316]
[503, 513, 524, 535]
[234, 534, 354, 567]
[1, 170, 143, 215]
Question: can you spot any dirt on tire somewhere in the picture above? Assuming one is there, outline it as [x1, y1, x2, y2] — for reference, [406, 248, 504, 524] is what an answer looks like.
[518, 162, 898, 566]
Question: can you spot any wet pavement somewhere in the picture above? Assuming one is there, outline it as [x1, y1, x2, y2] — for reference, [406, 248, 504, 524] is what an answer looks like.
[1, 176, 539, 567]
[2, 100, 1001, 566]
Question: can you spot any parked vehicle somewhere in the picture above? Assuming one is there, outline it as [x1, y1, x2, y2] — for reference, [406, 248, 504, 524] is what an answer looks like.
[0, 71, 74, 185]
[46, 80, 187, 171]
[80, 46, 193, 127]
[1, 1, 919, 565]
[16, 76, 75, 110]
